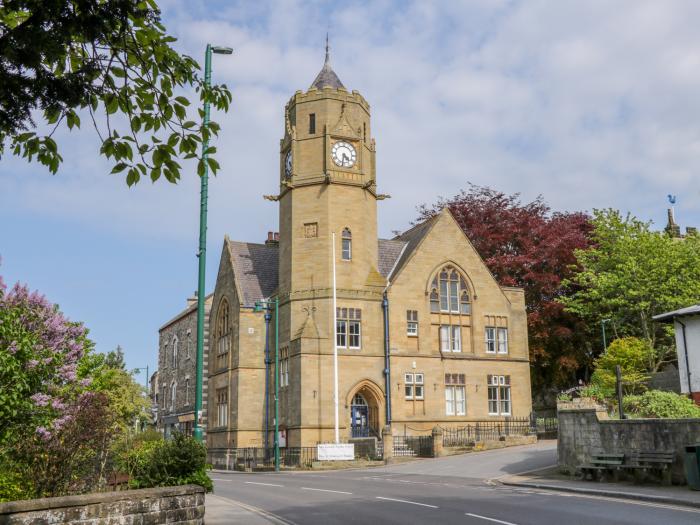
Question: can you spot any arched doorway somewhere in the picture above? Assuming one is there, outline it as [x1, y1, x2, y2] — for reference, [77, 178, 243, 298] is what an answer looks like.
[348, 382, 383, 439]
[350, 393, 369, 438]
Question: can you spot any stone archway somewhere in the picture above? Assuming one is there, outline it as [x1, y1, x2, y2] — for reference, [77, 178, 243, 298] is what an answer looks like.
[347, 380, 384, 439]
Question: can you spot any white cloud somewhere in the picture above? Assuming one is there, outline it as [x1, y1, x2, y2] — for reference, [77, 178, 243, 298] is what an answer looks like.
[3, 0, 700, 244]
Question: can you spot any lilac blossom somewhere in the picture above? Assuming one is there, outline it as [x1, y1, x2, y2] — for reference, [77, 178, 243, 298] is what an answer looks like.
[30, 393, 51, 407]
[35, 426, 52, 441]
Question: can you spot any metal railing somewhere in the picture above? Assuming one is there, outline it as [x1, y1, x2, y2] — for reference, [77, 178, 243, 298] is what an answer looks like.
[230, 447, 318, 470]
[441, 417, 533, 447]
[393, 435, 434, 457]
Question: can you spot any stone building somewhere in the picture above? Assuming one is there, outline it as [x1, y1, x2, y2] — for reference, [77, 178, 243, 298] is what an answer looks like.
[157, 293, 212, 437]
[206, 45, 532, 462]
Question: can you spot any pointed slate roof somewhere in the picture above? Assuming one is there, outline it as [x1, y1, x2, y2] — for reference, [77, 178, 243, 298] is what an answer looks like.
[227, 240, 279, 307]
[384, 215, 439, 281]
[310, 36, 345, 90]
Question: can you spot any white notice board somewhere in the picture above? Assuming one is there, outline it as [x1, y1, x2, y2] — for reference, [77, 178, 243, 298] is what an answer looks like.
[317, 443, 355, 461]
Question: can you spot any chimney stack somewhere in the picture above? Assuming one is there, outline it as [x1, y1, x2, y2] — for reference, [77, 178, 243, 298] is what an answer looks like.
[187, 291, 198, 307]
[265, 231, 280, 246]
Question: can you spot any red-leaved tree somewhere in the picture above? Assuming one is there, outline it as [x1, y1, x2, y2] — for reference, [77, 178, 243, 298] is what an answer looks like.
[417, 184, 594, 398]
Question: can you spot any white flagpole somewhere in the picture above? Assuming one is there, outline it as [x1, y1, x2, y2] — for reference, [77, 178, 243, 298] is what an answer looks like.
[332, 232, 339, 444]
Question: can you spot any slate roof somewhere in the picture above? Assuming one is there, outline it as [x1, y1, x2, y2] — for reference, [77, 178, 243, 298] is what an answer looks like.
[310, 42, 345, 90]
[653, 304, 700, 322]
[385, 215, 439, 281]
[378, 239, 406, 278]
[227, 240, 279, 307]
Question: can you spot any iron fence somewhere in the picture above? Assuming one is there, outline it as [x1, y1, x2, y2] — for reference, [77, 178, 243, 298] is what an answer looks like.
[393, 435, 434, 457]
[531, 415, 558, 439]
[441, 417, 533, 447]
[230, 447, 318, 470]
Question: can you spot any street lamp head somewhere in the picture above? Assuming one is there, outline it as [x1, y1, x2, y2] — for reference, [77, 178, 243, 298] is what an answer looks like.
[212, 46, 233, 55]
[254, 302, 263, 312]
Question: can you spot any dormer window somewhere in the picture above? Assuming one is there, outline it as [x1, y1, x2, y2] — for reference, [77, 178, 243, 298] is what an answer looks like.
[341, 228, 352, 260]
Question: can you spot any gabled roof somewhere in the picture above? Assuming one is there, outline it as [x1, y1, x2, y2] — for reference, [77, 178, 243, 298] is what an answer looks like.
[227, 240, 279, 307]
[310, 38, 345, 90]
[653, 304, 700, 322]
[385, 214, 440, 281]
[159, 293, 213, 332]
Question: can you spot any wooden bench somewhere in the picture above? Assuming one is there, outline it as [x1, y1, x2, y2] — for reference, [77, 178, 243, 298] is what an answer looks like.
[578, 453, 625, 481]
[621, 451, 674, 486]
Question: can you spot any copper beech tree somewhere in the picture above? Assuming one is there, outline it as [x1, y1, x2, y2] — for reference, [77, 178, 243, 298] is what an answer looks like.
[417, 185, 594, 395]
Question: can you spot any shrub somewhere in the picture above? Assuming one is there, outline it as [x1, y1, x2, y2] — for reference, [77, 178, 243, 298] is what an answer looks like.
[118, 433, 212, 492]
[591, 337, 654, 397]
[623, 390, 700, 419]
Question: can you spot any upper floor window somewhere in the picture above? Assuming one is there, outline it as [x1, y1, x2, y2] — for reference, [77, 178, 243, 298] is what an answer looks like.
[280, 347, 289, 387]
[216, 388, 228, 427]
[430, 266, 471, 314]
[407, 310, 418, 336]
[485, 327, 508, 354]
[309, 113, 316, 134]
[216, 299, 231, 370]
[186, 330, 191, 359]
[341, 228, 352, 260]
[337, 307, 361, 349]
[439, 325, 461, 353]
[170, 381, 177, 409]
[172, 336, 179, 369]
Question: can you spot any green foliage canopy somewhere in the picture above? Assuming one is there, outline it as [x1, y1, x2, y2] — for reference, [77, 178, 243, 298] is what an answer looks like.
[561, 209, 700, 370]
[590, 337, 654, 397]
[623, 390, 700, 419]
[0, 0, 231, 185]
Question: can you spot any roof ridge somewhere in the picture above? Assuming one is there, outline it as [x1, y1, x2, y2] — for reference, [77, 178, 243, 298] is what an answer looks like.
[393, 213, 439, 240]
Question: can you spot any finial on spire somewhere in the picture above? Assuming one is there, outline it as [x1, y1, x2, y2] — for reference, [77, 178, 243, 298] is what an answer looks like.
[309, 32, 345, 90]
[325, 32, 330, 64]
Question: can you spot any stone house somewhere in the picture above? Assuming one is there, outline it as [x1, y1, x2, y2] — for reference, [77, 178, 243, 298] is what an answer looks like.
[204, 45, 532, 465]
[157, 294, 212, 437]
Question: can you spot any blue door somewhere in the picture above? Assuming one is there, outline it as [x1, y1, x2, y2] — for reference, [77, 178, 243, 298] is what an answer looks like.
[351, 394, 369, 437]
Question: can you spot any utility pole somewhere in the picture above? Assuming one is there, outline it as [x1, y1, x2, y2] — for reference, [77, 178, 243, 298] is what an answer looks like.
[194, 43, 232, 442]
[255, 299, 280, 471]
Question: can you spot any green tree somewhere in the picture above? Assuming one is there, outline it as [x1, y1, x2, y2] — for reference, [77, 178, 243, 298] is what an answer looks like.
[623, 390, 700, 419]
[0, 0, 231, 185]
[561, 209, 700, 371]
[590, 337, 654, 397]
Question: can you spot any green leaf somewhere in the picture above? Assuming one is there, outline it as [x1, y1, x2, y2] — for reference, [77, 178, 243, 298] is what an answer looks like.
[111, 162, 128, 174]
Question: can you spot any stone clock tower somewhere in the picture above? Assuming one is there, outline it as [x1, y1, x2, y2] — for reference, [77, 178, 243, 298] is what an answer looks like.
[275, 42, 388, 445]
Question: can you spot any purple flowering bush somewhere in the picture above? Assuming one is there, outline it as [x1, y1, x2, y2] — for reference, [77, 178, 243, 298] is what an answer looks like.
[0, 275, 145, 500]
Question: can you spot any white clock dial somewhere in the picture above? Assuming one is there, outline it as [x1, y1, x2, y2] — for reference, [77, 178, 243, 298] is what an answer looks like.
[285, 150, 292, 177]
[331, 141, 356, 168]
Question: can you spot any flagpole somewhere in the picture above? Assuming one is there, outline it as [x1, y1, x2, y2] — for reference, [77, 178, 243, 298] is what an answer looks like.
[332, 232, 339, 444]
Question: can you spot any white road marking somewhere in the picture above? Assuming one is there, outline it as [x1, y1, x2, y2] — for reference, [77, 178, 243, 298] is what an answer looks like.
[210, 478, 232, 481]
[244, 481, 284, 487]
[301, 487, 353, 495]
[466, 513, 519, 525]
[376, 496, 438, 508]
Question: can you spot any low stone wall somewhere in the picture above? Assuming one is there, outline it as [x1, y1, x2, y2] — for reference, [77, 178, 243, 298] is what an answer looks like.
[558, 405, 700, 483]
[0, 484, 204, 525]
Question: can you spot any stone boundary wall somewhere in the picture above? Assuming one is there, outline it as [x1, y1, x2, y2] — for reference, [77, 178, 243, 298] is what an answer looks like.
[558, 406, 700, 483]
[0, 484, 204, 525]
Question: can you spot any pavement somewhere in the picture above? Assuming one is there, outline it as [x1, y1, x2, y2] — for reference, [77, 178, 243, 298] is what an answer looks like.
[204, 441, 700, 524]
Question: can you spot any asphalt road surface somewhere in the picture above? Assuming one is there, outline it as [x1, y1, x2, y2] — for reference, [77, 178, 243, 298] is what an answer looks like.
[210, 441, 700, 525]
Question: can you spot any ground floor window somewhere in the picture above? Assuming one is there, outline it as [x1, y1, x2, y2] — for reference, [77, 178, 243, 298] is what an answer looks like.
[445, 373, 466, 415]
[216, 388, 228, 427]
[488, 375, 511, 415]
[404, 372, 424, 400]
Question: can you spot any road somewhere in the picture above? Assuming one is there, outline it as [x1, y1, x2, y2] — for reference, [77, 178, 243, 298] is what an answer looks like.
[210, 441, 700, 525]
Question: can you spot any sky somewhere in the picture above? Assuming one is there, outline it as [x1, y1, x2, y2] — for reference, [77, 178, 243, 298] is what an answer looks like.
[2, 0, 700, 377]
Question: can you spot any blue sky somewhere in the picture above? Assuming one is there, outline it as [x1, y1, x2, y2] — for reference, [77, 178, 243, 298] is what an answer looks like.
[2, 0, 700, 377]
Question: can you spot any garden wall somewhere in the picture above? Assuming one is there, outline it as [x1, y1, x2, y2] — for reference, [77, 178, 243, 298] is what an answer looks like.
[0, 484, 204, 524]
[558, 404, 700, 483]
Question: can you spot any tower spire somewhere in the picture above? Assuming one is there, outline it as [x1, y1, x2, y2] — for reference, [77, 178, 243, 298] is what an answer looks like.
[309, 34, 345, 90]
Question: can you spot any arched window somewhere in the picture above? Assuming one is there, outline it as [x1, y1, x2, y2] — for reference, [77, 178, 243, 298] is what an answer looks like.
[170, 381, 177, 409]
[430, 265, 471, 314]
[341, 228, 352, 260]
[216, 299, 231, 370]
[172, 336, 179, 369]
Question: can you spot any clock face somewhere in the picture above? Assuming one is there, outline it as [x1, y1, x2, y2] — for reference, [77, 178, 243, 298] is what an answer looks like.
[331, 141, 356, 168]
[284, 150, 292, 178]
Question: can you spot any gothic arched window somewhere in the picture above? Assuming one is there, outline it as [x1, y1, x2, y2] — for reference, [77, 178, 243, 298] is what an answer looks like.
[430, 265, 471, 315]
[216, 299, 231, 370]
[341, 228, 352, 260]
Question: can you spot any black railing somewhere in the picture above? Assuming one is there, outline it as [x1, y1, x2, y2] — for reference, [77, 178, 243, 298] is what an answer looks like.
[393, 435, 433, 457]
[442, 417, 533, 447]
[230, 447, 318, 470]
[530, 414, 558, 439]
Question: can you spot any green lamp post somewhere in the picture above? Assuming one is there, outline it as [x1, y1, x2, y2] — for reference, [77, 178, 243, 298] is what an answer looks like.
[255, 298, 279, 471]
[194, 43, 232, 443]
